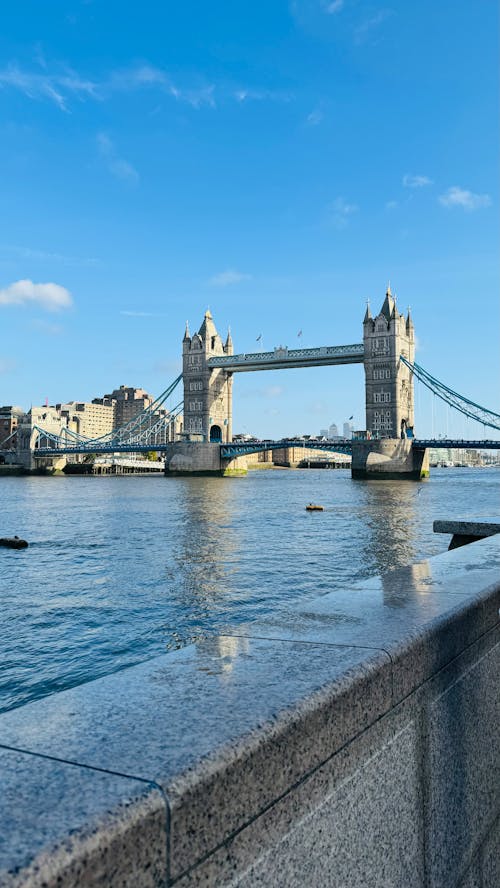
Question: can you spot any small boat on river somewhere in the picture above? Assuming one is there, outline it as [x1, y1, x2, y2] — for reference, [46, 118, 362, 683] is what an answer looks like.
[305, 504, 324, 512]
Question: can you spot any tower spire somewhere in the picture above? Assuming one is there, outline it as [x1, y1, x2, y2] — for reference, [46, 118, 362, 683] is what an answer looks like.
[224, 326, 233, 354]
[183, 320, 190, 341]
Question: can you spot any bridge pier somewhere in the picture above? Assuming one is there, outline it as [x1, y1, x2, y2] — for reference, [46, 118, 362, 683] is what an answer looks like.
[14, 450, 67, 474]
[164, 442, 247, 477]
[351, 439, 429, 481]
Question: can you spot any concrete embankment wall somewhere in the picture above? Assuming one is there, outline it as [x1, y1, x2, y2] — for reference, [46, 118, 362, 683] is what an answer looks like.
[0, 535, 499, 887]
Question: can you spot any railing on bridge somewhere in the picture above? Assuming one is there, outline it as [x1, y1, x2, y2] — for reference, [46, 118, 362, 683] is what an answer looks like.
[412, 439, 500, 451]
[208, 343, 365, 371]
[220, 439, 354, 458]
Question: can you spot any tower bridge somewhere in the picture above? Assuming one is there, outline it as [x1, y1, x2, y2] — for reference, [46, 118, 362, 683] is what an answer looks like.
[182, 287, 415, 447]
[7, 288, 500, 478]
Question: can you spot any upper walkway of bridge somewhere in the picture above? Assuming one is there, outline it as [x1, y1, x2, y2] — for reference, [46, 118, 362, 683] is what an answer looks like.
[207, 343, 365, 372]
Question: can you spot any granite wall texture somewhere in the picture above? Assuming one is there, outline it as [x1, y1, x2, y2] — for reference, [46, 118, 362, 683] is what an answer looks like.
[0, 535, 498, 887]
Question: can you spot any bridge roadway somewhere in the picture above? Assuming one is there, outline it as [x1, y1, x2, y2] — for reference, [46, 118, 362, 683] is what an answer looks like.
[23, 438, 500, 458]
[207, 343, 365, 372]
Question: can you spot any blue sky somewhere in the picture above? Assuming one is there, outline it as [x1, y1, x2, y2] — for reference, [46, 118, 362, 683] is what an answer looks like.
[0, 0, 498, 439]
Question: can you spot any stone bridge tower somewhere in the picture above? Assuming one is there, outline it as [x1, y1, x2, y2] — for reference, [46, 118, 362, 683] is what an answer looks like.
[363, 287, 415, 437]
[182, 310, 233, 443]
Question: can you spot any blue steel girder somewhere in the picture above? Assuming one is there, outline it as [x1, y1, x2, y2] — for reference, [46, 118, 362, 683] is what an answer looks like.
[34, 443, 174, 456]
[412, 439, 500, 450]
[208, 343, 364, 372]
[220, 439, 353, 458]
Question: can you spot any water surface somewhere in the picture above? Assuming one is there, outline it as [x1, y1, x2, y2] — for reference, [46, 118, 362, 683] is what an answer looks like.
[1, 467, 498, 712]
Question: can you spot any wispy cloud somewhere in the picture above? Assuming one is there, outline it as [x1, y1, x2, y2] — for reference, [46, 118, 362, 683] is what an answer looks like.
[0, 62, 97, 111]
[97, 133, 138, 182]
[330, 197, 358, 229]
[0, 244, 99, 266]
[306, 108, 324, 126]
[208, 269, 252, 287]
[108, 65, 216, 108]
[385, 200, 398, 210]
[0, 279, 73, 311]
[0, 58, 289, 113]
[233, 87, 292, 104]
[403, 174, 433, 188]
[438, 186, 492, 211]
[120, 310, 158, 317]
[324, 0, 344, 13]
[354, 9, 393, 44]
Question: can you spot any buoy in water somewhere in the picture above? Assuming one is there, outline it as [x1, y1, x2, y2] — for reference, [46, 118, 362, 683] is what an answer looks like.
[305, 504, 324, 512]
[0, 536, 29, 549]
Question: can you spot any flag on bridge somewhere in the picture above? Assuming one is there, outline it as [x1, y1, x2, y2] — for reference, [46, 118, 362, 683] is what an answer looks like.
[297, 330, 302, 337]
[348, 415, 353, 420]
[256, 334, 262, 342]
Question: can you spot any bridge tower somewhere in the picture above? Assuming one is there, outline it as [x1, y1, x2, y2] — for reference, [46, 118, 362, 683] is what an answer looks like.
[363, 287, 415, 437]
[182, 310, 233, 443]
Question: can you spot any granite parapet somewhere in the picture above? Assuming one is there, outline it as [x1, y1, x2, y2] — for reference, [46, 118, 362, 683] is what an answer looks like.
[0, 534, 498, 885]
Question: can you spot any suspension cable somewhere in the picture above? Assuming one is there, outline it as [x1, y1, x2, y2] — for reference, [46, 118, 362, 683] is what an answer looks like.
[400, 356, 500, 432]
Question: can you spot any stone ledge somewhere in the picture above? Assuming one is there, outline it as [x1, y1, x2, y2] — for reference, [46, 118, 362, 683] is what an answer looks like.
[0, 536, 498, 885]
[0, 749, 166, 888]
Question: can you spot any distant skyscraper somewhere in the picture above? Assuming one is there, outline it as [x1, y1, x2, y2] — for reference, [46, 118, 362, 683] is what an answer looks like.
[328, 422, 339, 439]
[343, 421, 354, 439]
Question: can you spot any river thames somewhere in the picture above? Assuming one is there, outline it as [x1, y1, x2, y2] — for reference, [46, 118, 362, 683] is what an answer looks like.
[1, 467, 498, 713]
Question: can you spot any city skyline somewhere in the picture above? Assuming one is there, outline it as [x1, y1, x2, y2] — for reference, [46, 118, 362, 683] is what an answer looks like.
[0, 1, 498, 439]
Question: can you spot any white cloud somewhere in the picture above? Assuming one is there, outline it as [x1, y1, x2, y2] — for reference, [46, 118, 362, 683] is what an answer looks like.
[97, 132, 139, 181]
[108, 65, 216, 108]
[0, 279, 72, 311]
[208, 269, 252, 286]
[233, 87, 291, 104]
[385, 200, 398, 210]
[120, 310, 157, 317]
[354, 9, 392, 43]
[330, 197, 358, 228]
[306, 108, 324, 126]
[438, 186, 492, 211]
[324, 0, 344, 13]
[403, 174, 433, 188]
[0, 244, 98, 266]
[0, 58, 296, 114]
[0, 62, 97, 111]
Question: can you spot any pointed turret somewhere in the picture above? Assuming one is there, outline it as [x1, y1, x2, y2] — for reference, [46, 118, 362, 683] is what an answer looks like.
[198, 308, 217, 342]
[224, 326, 233, 355]
[363, 300, 372, 324]
[406, 306, 414, 334]
[183, 320, 191, 341]
[380, 284, 395, 322]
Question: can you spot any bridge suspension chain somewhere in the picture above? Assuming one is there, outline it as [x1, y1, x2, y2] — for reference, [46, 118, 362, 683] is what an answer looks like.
[34, 374, 183, 451]
[400, 356, 500, 432]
